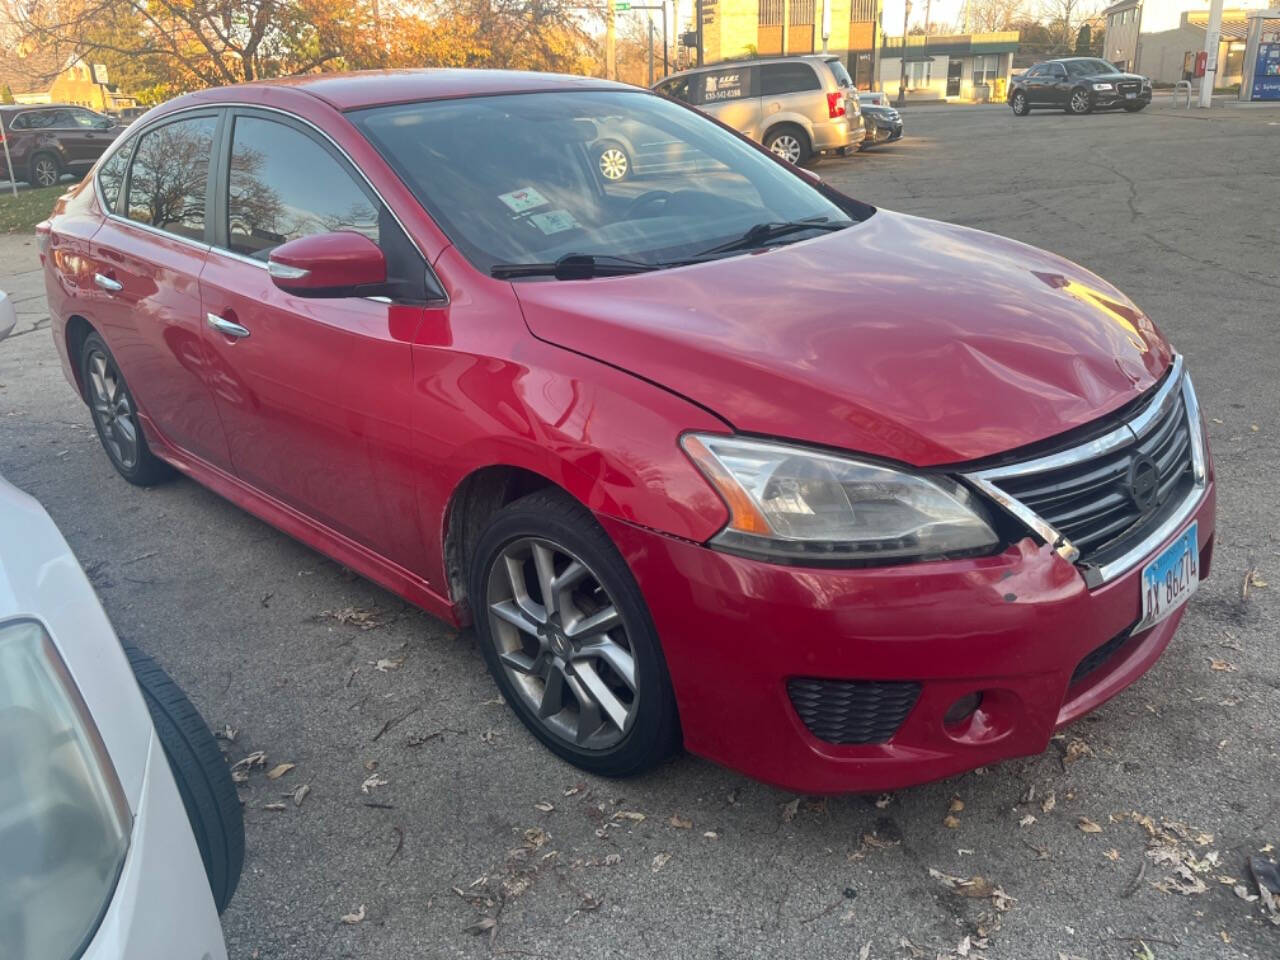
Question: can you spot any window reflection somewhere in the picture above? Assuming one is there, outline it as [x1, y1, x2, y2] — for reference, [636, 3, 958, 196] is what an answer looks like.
[125, 116, 216, 241]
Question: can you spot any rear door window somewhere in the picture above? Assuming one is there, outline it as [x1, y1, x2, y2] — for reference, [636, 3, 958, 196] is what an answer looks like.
[824, 58, 854, 88]
[125, 115, 217, 241]
[224, 115, 378, 260]
[761, 62, 821, 96]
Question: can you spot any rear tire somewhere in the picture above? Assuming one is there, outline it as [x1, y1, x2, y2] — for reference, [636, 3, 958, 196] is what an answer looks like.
[122, 640, 244, 914]
[1010, 91, 1030, 116]
[28, 152, 61, 188]
[469, 489, 680, 778]
[79, 331, 175, 486]
[763, 125, 811, 165]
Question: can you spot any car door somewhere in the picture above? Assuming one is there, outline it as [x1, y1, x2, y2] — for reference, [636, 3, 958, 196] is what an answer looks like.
[1020, 65, 1048, 103]
[197, 109, 429, 571]
[1045, 63, 1071, 105]
[760, 61, 823, 135]
[69, 108, 119, 165]
[697, 66, 763, 141]
[41, 108, 94, 168]
[88, 111, 233, 468]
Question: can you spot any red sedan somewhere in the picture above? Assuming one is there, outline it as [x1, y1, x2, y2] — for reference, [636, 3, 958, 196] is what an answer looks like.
[38, 70, 1214, 793]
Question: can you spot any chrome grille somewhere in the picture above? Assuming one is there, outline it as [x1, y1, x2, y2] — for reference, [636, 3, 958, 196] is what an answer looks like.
[967, 357, 1207, 585]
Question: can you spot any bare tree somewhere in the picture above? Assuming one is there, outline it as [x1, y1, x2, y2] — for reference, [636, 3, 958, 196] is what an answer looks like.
[964, 0, 1027, 33]
[1037, 0, 1101, 54]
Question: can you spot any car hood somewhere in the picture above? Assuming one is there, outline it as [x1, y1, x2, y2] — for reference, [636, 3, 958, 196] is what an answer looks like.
[512, 209, 1172, 466]
[1083, 72, 1145, 83]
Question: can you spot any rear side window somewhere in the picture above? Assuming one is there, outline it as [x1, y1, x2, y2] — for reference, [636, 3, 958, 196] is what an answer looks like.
[225, 116, 378, 260]
[125, 115, 217, 241]
[702, 68, 751, 102]
[761, 62, 821, 95]
[97, 141, 132, 213]
[824, 58, 854, 88]
[1024, 65, 1043, 78]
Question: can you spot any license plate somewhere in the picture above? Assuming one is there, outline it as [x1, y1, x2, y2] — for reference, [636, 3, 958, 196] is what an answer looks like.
[1138, 522, 1198, 631]
[1125, 92, 1136, 99]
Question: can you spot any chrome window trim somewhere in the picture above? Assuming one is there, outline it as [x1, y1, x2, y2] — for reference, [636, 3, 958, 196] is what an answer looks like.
[92, 100, 448, 305]
[964, 355, 1208, 583]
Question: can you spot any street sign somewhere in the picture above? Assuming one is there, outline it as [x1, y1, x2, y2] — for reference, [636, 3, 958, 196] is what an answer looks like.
[616, 2, 630, 9]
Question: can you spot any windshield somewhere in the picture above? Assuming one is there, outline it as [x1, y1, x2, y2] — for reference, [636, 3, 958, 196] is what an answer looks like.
[1065, 59, 1120, 78]
[825, 58, 854, 88]
[351, 90, 862, 274]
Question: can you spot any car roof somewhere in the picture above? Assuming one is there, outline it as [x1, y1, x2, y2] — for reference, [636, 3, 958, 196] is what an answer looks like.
[169, 69, 636, 113]
[666, 55, 838, 77]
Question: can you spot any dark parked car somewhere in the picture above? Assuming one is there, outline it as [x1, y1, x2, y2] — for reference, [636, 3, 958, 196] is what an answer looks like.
[1009, 58, 1152, 116]
[857, 94, 903, 147]
[0, 104, 122, 187]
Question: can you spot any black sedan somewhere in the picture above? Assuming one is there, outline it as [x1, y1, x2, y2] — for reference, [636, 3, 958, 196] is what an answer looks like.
[1008, 57, 1152, 116]
[858, 98, 904, 147]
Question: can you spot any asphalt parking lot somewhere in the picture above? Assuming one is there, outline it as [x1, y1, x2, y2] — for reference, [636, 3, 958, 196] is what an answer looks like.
[2, 101, 1278, 960]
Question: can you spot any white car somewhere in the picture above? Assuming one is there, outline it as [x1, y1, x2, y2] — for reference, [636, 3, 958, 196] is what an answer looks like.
[0, 471, 242, 956]
[0, 289, 14, 340]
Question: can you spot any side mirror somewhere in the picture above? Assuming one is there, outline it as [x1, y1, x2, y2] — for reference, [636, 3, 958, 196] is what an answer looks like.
[97, 118, 113, 130]
[795, 165, 822, 185]
[267, 231, 388, 298]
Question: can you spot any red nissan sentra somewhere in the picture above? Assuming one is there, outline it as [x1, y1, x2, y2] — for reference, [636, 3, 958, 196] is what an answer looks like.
[38, 71, 1214, 793]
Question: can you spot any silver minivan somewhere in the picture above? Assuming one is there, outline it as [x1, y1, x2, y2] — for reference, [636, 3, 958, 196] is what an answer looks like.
[653, 55, 865, 165]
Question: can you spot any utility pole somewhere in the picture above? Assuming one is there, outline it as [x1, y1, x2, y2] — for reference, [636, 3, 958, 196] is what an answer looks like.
[648, 18, 655, 86]
[923, 0, 931, 35]
[896, 0, 911, 107]
[822, 0, 831, 53]
[696, 0, 704, 65]
[1198, 0, 1224, 107]
[606, 0, 617, 80]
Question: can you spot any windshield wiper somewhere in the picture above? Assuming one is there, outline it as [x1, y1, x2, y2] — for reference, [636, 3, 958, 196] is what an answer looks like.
[692, 218, 850, 259]
[491, 253, 661, 280]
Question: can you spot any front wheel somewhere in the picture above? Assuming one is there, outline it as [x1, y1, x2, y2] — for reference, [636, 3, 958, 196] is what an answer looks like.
[1068, 88, 1093, 114]
[595, 141, 631, 182]
[123, 640, 244, 914]
[469, 490, 680, 778]
[1010, 91, 1030, 116]
[763, 126, 810, 165]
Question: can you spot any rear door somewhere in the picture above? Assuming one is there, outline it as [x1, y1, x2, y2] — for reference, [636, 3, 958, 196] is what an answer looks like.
[43, 108, 95, 167]
[87, 111, 232, 467]
[696, 66, 763, 141]
[760, 61, 825, 132]
[197, 109, 429, 571]
[68, 108, 118, 165]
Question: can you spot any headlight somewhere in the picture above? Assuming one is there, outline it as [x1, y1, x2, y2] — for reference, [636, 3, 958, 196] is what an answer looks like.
[1093, 82, 1114, 91]
[682, 434, 999, 563]
[0, 620, 130, 960]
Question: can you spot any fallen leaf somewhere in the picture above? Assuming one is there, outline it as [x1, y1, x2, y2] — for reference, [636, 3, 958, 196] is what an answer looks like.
[603, 853, 621, 865]
[780, 798, 800, 823]
[372, 656, 404, 672]
[1078, 817, 1103, 834]
[534, 801, 555, 813]
[875, 793, 892, 809]
[651, 852, 671, 872]
[1064, 738, 1094, 764]
[262, 801, 287, 811]
[462, 916, 496, 935]
[292, 784, 311, 807]
[949, 797, 965, 813]
[703, 830, 719, 839]
[668, 813, 693, 829]
[341, 904, 367, 924]
[943, 815, 961, 829]
[1208, 658, 1237, 672]
[217, 723, 237, 742]
[563, 785, 582, 797]
[323, 607, 382, 630]
[1019, 814, 1037, 827]
[1105, 848, 1121, 861]
[361, 774, 388, 794]
[858, 942, 871, 960]
[611, 810, 646, 824]
[1041, 791, 1057, 814]
[231, 750, 267, 772]
[957, 934, 972, 957]
[266, 762, 295, 780]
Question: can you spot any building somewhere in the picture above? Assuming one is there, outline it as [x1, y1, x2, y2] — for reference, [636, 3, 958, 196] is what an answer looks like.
[1101, 0, 1278, 83]
[0, 41, 137, 111]
[694, 0, 884, 87]
[878, 32, 1021, 102]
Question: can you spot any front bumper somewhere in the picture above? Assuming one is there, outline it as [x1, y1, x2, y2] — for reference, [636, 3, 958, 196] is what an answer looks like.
[600, 480, 1215, 793]
[1095, 88, 1152, 108]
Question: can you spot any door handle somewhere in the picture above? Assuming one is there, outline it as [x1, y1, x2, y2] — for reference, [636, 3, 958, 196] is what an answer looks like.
[206, 313, 250, 339]
[94, 272, 122, 292]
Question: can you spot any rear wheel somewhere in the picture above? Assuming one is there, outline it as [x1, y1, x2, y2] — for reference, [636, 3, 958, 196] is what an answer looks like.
[764, 125, 810, 165]
[123, 640, 244, 914]
[28, 152, 61, 188]
[1068, 88, 1093, 114]
[1010, 91, 1030, 116]
[470, 490, 680, 777]
[79, 332, 174, 485]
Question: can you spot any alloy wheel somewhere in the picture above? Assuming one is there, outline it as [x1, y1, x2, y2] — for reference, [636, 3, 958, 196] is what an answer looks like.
[1012, 93, 1026, 114]
[769, 134, 802, 164]
[485, 537, 638, 749]
[598, 147, 629, 181]
[1070, 90, 1090, 114]
[87, 349, 139, 469]
[33, 157, 58, 187]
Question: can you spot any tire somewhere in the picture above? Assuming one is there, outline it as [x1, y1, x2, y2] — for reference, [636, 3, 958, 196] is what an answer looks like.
[1068, 87, 1093, 114]
[595, 141, 631, 182]
[1124, 102, 1147, 112]
[28, 152, 62, 188]
[122, 640, 244, 914]
[469, 489, 680, 778]
[1010, 91, 1030, 116]
[763, 125, 810, 165]
[79, 331, 174, 485]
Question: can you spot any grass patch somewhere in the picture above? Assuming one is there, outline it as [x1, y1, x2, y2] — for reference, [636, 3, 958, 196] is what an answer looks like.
[0, 185, 65, 234]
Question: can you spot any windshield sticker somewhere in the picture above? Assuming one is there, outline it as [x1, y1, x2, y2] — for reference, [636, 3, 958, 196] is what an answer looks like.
[498, 187, 550, 213]
[529, 210, 579, 235]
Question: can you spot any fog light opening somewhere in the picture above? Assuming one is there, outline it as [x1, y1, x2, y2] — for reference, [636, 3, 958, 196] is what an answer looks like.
[944, 692, 984, 729]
